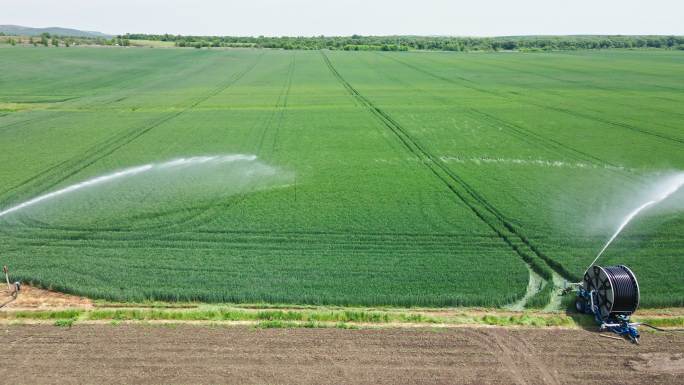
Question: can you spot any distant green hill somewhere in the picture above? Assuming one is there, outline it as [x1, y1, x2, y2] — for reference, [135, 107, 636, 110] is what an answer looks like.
[0, 25, 111, 38]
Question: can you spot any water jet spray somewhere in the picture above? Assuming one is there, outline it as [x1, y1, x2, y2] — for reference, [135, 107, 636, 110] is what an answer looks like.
[587, 172, 684, 271]
[571, 172, 684, 343]
[0, 154, 261, 220]
[0, 154, 287, 303]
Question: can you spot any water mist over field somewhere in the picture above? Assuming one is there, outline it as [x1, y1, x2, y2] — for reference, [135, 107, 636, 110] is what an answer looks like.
[587, 172, 684, 269]
[0, 155, 291, 226]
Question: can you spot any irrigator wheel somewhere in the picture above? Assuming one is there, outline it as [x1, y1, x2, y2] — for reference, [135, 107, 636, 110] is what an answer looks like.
[583, 266, 614, 319]
[575, 297, 585, 313]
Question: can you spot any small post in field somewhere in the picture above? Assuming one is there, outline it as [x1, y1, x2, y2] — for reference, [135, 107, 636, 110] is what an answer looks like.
[3, 265, 10, 292]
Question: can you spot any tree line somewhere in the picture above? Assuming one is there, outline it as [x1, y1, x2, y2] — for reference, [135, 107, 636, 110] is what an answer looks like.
[0, 32, 129, 47]
[3, 33, 683, 52]
[121, 34, 684, 51]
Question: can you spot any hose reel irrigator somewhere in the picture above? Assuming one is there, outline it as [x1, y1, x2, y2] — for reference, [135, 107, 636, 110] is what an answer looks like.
[575, 265, 642, 343]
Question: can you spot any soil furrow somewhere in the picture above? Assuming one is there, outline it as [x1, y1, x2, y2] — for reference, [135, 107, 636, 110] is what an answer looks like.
[0, 325, 680, 385]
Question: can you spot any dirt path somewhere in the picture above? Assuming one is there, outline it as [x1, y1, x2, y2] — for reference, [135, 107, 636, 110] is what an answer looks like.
[505, 265, 545, 311]
[0, 285, 92, 309]
[0, 325, 681, 384]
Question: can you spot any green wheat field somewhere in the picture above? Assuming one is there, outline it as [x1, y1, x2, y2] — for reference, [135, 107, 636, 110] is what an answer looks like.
[0, 47, 682, 307]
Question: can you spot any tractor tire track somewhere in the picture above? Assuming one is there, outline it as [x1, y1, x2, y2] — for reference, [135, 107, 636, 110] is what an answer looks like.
[469, 329, 528, 385]
[1, 194, 252, 249]
[507, 331, 561, 385]
[511, 52, 684, 93]
[376, 52, 499, 97]
[539, 104, 684, 145]
[269, 52, 295, 158]
[0, 54, 263, 208]
[0, 112, 64, 134]
[363, 53, 634, 182]
[0, 51, 245, 199]
[0, 158, 74, 200]
[462, 56, 684, 120]
[3, 54, 277, 248]
[149, 51, 291, 233]
[255, 52, 295, 157]
[377, 53, 644, 184]
[2, 219, 508, 243]
[323, 53, 509, 223]
[471, 329, 561, 385]
[4, 230, 509, 249]
[467, 108, 640, 178]
[0, 50, 194, 133]
[320, 51, 564, 284]
[377, 54, 619, 166]
[381, 53, 682, 146]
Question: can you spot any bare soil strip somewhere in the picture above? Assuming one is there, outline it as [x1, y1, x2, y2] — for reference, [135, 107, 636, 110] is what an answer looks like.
[0, 324, 681, 385]
[0, 285, 92, 309]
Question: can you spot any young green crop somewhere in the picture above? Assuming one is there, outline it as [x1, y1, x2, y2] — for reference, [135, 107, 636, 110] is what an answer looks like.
[0, 48, 682, 308]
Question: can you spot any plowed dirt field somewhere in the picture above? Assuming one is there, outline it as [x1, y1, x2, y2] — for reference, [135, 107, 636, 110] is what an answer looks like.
[0, 325, 681, 384]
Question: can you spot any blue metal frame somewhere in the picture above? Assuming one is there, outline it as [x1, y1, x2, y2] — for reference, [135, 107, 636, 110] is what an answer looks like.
[577, 287, 640, 343]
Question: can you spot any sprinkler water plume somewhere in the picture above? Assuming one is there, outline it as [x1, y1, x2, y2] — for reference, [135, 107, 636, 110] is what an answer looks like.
[0, 154, 265, 220]
[571, 173, 684, 344]
[586, 172, 684, 271]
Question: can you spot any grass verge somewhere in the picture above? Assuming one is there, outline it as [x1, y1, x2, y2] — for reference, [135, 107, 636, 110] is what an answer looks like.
[85, 308, 440, 323]
[0, 307, 581, 328]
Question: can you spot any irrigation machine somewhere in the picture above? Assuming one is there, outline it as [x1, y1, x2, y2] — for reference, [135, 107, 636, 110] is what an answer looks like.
[572, 265, 641, 343]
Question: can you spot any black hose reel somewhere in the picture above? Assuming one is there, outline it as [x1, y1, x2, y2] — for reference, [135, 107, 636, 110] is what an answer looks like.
[582, 265, 640, 319]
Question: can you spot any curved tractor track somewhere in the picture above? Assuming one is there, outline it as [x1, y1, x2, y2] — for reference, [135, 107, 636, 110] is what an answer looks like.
[320, 51, 563, 305]
[0, 55, 268, 251]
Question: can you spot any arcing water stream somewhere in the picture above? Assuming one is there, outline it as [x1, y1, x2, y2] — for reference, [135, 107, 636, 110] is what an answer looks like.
[587, 172, 684, 270]
[0, 154, 261, 219]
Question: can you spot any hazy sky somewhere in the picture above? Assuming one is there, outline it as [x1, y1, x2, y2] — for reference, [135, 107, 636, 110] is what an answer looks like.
[3, 0, 683, 36]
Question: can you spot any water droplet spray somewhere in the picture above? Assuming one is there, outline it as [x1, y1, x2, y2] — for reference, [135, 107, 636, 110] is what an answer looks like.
[586, 172, 684, 270]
